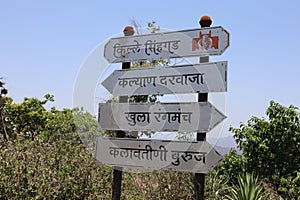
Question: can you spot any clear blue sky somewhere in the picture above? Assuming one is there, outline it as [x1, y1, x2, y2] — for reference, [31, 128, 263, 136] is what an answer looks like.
[1, 0, 300, 138]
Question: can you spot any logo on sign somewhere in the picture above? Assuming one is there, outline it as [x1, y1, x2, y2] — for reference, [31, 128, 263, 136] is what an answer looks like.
[192, 30, 219, 51]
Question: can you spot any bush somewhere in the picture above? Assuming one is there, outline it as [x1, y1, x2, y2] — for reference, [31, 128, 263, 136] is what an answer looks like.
[0, 134, 112, 199]
[224, 173, 270, 200]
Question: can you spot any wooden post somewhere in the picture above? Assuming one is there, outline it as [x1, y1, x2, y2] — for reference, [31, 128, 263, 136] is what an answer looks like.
[194, 15, 212, 200]
[112, 25, 134, 200]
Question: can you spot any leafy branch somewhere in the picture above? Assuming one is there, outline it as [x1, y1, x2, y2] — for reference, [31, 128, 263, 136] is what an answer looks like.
[0, 77, 9, 140]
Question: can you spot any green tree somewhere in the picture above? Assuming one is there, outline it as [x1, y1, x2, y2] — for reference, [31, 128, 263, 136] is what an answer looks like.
[41, 107, 75, 141]
[0, 93, 78, 142]
[6, 94, 54, 140]
[215, 149, 246, 184]
[0, 93, 111, 199]
[229, 100, 300, 198]
[73, 107, 104, 152]
[0, 92, 197, 199]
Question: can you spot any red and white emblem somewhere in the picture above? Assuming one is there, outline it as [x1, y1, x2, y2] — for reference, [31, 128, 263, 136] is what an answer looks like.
[192, 30, 219, 51]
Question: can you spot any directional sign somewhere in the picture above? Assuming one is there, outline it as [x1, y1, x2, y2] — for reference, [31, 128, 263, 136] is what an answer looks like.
[104, 26, 230, 63]
[95, 138, 223, 173]
[102, 61, 227, 96]
[98, 102, 226, 132]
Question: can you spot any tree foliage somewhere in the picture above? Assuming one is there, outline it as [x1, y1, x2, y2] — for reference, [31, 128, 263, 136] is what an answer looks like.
[0, 78, 9, 140]
[0, 94, 76, 141]
[0, 93, 198, 199]
[0, 93, 112, 199]
[73, 107, 104, 152]
[227, 100, 300, 199]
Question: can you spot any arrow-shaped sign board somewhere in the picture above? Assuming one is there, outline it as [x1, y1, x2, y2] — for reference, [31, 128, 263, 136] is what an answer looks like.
[98, 102, 226, 132]
[102, 61, 227, 96]
[104, 26, 230, 63]
[95, 138, 223, 174]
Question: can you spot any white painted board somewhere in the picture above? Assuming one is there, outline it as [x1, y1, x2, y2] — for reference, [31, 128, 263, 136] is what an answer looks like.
[104, 26, 230, 63]
[102, 61, 227, 96]
[95, 138, 223, 173]
[98, 102, 226, 132]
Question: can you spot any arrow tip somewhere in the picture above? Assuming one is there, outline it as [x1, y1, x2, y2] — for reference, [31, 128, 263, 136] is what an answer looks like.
[209, 106, 226, 131]
[101, 72, 116, 95]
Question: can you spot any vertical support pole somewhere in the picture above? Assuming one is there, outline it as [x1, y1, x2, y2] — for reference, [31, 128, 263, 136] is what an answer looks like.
[194, 16, 212, 200]
[112, 26, 134, 200]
